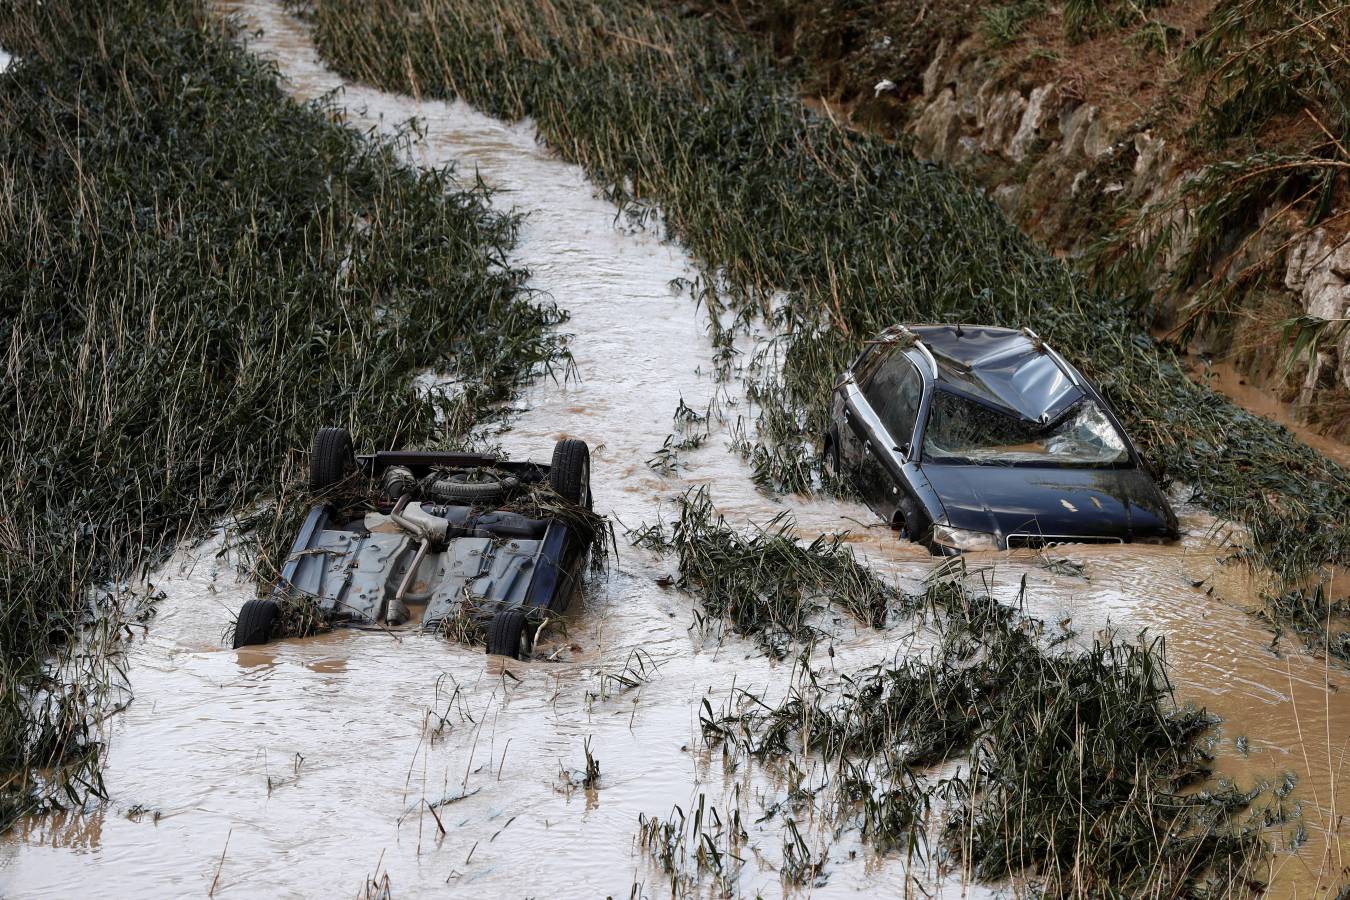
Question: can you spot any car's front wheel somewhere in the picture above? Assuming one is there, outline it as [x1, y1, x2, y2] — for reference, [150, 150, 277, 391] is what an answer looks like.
[823, 431, 841, 481]
[895, 497, 930, 545]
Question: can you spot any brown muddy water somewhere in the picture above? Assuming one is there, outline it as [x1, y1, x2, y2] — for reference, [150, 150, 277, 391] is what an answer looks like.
[1, 3, 1346, 897]
[1151, 323, 1350, 470]
[1191, 359, 1350, 471]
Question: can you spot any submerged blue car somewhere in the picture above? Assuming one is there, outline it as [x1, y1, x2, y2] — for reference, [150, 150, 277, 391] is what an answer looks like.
[824, 324, 1178, 552]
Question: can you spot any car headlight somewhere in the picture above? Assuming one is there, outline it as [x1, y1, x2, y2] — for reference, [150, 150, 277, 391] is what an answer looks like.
[931, 524, 1001, 552]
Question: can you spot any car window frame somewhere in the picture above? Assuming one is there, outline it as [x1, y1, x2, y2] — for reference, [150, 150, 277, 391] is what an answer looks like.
[856, 346, 925, 454]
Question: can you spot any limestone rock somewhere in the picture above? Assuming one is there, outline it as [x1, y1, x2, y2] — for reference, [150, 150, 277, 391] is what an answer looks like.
[993, 183, 1022, 215]
[1059, 103, 1097, 159]
[911, 87, 960, 162]
[1130, 132, 1169, 199]
[1286, 228, 1350, 322]
[1008, 84, 1055, 162]
[922, 39, 948, 98]
[1082, 114, 1113, 158]
[979, 88, 1026, 157]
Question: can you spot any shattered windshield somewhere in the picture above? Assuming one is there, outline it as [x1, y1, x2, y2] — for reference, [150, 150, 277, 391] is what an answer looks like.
[922, 390, 1128, 465]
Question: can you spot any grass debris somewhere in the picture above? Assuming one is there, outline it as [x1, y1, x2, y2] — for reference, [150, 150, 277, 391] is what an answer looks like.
[632, 488, 895, 656]
[702, 563, 1270, 895]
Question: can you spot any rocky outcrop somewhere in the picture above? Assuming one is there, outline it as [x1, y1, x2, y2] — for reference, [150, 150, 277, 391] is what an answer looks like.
[904, 35, 1349, 435]
[910, 38, 1155, 246]
[1286, 230, 1350, 405]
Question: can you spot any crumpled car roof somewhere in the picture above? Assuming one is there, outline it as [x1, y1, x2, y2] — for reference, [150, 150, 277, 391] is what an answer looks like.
[908, 324, 1085, 423]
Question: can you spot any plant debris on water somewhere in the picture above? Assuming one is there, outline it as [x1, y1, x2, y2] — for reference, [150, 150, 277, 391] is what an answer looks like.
[626, 494, 1277, 891]
[631, 487, 895, 656]
[0, 0, 565, 829]
[638, 791, 748, 897]
[691, 550, 1272, 895]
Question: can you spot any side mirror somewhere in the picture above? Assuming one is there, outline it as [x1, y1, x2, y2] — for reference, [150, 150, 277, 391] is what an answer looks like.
[894, 442, 911, 458]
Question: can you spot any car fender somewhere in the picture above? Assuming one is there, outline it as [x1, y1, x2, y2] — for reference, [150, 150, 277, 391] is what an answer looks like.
[898, 463, 944, 541]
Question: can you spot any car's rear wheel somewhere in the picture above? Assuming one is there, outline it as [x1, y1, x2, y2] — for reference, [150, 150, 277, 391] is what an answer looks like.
[550, 439, 591, 509]
[310, 426, 355, 491]
[487, 607, 530, 659]
[233, 598, 279, 648]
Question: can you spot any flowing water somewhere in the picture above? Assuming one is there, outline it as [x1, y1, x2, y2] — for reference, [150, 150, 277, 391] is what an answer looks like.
[0, 4, 1345, 897]
[1154, 328, 1350, 471]
[1189, 358, 1350, 470]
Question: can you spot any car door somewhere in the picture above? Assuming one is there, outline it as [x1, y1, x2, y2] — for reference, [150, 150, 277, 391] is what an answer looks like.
[835, 351, 874, 478]
[843, 349, 923, 521]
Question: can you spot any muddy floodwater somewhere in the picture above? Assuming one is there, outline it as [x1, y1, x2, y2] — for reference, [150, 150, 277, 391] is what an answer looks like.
[1157, 326, 1350, 472]
[1, 3, 1346, 897]
[1190, 358, 1350, 471]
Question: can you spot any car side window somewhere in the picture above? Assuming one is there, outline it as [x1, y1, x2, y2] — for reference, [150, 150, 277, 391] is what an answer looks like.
[860, 350, 922, 447]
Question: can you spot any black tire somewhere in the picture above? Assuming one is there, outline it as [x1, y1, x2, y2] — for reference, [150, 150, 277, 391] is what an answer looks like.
[486, 607, 529, 659]
[895, 497, 931, 546]
[823, 432, 841, 480]
[310, 426, 354, 491]
[233, 598, 279, 648]
[550, 439, 591, 509]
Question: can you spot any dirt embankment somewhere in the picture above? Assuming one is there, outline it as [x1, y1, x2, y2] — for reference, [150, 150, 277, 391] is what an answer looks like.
[683, 0, 1350, 443]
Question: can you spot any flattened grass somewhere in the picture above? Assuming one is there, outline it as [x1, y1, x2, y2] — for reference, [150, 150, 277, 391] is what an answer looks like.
[696, 554, 1268, 895]
[0, 0, 562, 828]
[632, 487, 895, 656]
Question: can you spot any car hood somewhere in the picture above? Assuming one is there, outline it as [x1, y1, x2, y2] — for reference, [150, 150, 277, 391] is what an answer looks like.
[921, 463, 1176, 544]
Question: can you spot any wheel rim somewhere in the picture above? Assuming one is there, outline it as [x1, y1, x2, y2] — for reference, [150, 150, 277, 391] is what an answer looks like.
[579, 458, 591, 508]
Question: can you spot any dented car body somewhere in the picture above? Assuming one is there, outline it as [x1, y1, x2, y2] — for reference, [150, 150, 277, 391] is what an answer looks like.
[825, 324, 1178, 552]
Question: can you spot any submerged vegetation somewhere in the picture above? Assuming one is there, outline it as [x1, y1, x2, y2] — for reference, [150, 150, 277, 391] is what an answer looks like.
[0, 0, 562, 829]
[703, 568, 1269, 895]
[632, 488, 894, 655]
[311, 1, 1348, 620]
[636, 505, 1269, 893]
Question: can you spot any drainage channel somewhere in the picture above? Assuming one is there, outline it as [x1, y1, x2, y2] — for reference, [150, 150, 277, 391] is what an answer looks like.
[0, 3, 1343, 896]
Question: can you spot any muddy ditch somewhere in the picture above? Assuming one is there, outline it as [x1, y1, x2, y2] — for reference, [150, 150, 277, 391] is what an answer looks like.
[1, 1, 1346, 897]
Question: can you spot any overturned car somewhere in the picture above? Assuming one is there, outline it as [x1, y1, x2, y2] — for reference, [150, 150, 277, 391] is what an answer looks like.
[232, 428, 595, 659]
[825, 324, 1178, 552]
